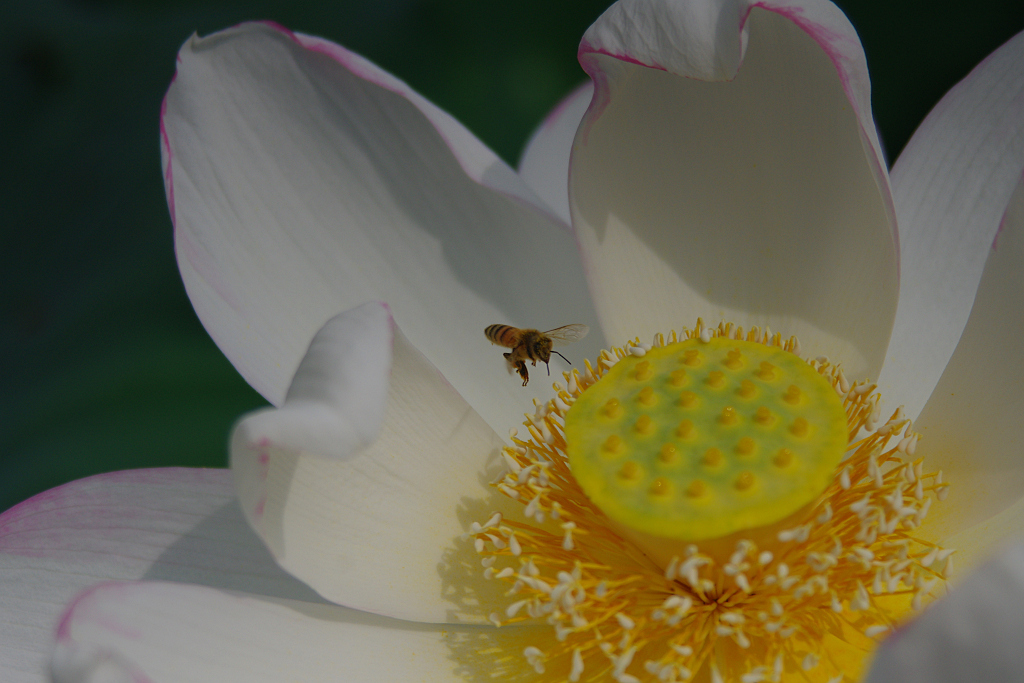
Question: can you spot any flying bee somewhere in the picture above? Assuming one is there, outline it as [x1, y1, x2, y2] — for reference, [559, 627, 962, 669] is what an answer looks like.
[485, 323, 589, 386]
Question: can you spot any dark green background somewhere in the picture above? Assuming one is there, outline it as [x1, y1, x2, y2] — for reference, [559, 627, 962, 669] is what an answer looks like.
[3, 0, 1022, 513]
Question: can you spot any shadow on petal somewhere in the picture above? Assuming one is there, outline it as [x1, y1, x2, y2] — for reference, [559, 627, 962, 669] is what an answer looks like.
[439, 463, 525, 623]
[142, 497, 328, 604]
[447, 624, 560, 683]
[572, 10, 897, 382]
[438, 459, 575, 682]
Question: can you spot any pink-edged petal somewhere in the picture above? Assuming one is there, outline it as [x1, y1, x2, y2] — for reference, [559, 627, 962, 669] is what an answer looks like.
[570, 0, 897, 379]
[231, 303, 519, 623]
[163, 22, 603, 430]
[0, 469, 317, 683]
[914, 177, 1024, 545]
[865, 544, 1024, 683]
[880, 30, 1024, 421]
[52, 581, 547, 683]
[518, 81, 595, 225]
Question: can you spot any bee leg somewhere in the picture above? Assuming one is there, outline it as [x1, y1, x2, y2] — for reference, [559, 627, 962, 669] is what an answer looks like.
[515, 360, 529, 386]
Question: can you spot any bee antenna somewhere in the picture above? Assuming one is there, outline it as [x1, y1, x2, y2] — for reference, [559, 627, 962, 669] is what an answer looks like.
[552, 350, 571, 365]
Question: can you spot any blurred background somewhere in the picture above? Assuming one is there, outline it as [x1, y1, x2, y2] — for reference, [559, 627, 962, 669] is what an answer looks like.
[2, 0, 1023, 513]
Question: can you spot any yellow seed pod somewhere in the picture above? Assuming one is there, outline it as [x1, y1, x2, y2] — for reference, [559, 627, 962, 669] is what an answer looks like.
[565, 337, 848, 541]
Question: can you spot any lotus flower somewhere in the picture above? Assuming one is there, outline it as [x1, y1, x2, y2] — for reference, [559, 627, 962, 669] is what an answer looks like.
[1, 0, 1023, 681]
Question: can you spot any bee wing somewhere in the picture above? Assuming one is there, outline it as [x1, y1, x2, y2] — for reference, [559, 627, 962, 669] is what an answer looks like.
[543, 324, 589, 346]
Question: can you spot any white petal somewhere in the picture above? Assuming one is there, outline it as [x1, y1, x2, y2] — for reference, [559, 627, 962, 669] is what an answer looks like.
[163, 22, 604, 431]
[880, 30, 1024, 420]
[238, 302, 392, 462]
[914, 178, 1024, 539]
[518, 81, 594, 225]
[0, 469, 316, 683]
[52, 581, 547, 683]
[570, 0, 897, 380]
[865, 545, 1024, 683]
[940, 492, 1024, 582]
[232, 304, 520, 623]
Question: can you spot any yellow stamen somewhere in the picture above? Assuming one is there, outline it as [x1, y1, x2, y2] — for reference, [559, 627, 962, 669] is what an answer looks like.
[471, 319, 951, 683]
